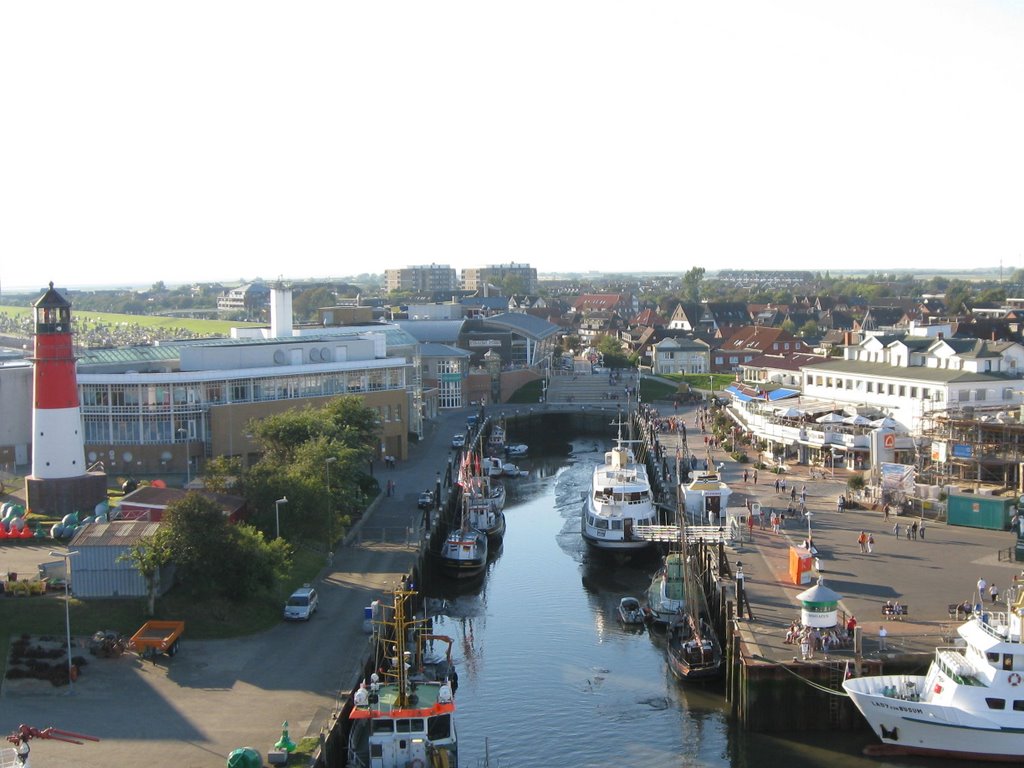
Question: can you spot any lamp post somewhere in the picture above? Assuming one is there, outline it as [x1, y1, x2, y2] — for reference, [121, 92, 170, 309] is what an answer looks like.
[48, 549, 78, 691]
[325, 457, 337, 554]
[274, 497, 288, 539]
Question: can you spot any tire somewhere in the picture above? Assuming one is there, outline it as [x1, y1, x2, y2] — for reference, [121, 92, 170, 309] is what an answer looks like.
[167, 640, 179, 657]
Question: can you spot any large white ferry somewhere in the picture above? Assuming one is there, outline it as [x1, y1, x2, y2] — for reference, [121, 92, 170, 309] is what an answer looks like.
[581, 419, 656, 553]
[843, 596, 1024, 762]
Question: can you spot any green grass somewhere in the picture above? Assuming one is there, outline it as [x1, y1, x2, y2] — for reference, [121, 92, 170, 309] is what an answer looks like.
[0, 305, 257, 335]
[506, 379, 544, 404]
[0, 546, 326, 664]
[639, 378, 677, 402]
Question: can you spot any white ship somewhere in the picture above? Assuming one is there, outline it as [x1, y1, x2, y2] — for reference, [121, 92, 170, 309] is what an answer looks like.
[843, 596, 1024, 762]
[581, 416, 656, 554]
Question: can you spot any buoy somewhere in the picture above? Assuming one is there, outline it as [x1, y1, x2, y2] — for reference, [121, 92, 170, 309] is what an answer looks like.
[274, 721, 296, 753]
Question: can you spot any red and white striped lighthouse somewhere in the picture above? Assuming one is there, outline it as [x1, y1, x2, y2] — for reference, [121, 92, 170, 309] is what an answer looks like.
[25, 282, 105, 515]
[30, 282, 85, 478]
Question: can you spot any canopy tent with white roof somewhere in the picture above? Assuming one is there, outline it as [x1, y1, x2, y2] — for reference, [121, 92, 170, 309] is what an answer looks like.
[815, 412, 845, 424]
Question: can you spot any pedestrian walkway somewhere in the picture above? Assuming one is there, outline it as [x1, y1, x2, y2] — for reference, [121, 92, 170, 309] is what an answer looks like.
[652, 400, 1024, 664]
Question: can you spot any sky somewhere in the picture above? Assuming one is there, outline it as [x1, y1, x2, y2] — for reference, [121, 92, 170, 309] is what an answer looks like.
[3, 1, 1024, 290]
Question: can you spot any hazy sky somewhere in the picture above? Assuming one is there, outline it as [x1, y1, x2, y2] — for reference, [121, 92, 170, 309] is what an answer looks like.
[3, 1, 1024, 290]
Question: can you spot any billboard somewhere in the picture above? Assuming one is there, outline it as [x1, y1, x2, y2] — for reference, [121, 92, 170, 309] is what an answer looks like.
[931, 441, 947, 463]
[880, 462, 915, 494]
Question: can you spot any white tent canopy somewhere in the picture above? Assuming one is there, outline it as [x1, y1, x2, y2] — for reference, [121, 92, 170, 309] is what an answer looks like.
[776, 406, 802, 418]
[843, 414, 870, 426]
[815, 412, 845, 424]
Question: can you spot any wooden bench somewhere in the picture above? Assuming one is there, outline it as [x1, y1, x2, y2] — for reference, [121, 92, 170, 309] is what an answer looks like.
[883, 604, 908, 621]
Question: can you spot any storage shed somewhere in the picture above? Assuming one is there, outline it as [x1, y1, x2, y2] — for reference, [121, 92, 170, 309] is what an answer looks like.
[116, 486, 247, 523]
[946, 492, 1015, 531]
[68, 520, 175, 598]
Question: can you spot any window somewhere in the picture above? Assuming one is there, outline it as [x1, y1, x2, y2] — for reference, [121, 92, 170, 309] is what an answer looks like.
[1014, 700, 1024, 712]
[910, 387, 917, 398]
[986, 698, 1006, 710]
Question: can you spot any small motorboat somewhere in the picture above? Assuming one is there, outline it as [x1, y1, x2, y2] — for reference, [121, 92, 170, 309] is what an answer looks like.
[617, 596, 646, 627]
[502, 462, 527, 477]
[505, 443, 528, 457]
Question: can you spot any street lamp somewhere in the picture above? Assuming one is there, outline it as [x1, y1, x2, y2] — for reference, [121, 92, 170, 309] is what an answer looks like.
[48, 549, 79, 691]
[325, 457, 337, 553]
[274, 497, 288, 539]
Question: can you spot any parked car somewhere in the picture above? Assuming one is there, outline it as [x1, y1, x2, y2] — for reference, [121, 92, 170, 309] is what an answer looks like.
[283, 585, 318, 621]
[451, 434, 466, 449]
[417, 490, 435, 510]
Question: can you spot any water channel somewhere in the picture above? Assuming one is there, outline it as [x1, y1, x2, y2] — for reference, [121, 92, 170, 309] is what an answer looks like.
[421, 436, 961, 768]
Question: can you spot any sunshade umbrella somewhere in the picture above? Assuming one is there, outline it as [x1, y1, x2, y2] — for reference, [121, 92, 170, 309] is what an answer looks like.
[815, 412, 845, 424]
[776, 406, 802, 418]
[870, 417, 897, 429]
[843, 415, 870, 426]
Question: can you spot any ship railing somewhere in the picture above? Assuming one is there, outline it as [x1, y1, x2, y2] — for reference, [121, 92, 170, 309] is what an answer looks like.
[633, 524, 728, 543]
[972, 611, 1023, 643]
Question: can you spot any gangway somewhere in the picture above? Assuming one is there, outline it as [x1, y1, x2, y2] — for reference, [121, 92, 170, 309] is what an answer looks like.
[633, 524, 730, 544]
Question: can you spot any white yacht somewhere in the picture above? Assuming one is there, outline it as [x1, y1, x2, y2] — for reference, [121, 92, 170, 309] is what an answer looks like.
[843, 597, 1024, 762]
[581, 424, 656, 554]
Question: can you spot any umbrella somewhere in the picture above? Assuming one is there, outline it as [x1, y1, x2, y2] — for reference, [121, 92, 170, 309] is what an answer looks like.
[815, 413, 845, 424]
[870, 417, 897, 429]
[776, 406, 802, 418]
[843, 415, 870, 426]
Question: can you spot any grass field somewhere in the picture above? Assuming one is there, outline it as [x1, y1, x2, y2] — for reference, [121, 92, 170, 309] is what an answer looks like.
[0, 305, 257, 336]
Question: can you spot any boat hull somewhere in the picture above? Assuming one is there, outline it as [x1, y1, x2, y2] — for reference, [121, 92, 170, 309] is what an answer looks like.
[843, 678, 1024, 762]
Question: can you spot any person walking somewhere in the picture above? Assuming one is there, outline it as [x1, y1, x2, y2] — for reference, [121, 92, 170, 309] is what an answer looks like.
[753, 469, 758, 484]
[919, 518, 926, 539]
[911, 520, 918, 540]
[878, 625, 888, 651]
[857, 530, 868, 553]
[774, 478, 780, 493]
[883, 504, 890, 521]
[799, 627, 811, 661]
[743, 469, 748, 483]
[905, 525, 911, 541]
[990, 583, 1000, 604]
[867, 532, 874, 554]
[893, 522, 900, 538]
[978, 577, 988, 603]
[801, 484, 807, 504]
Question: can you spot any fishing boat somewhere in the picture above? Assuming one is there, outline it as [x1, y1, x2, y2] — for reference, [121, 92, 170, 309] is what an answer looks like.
[462, 468, 506, 543]
[617, 596, 646, 627]
[487, 424, 506, 455]
[581, 413, 657, 554]
[843, 597, 1024, 762]
[505, 443, 528, 458]
[666, 612, 722, 681]
[348, 588, 458, 768]
[436, 505, 487, 577]
[646, 552, 686, 625]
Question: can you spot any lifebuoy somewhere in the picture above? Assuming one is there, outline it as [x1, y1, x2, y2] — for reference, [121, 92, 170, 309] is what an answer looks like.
[1009, 672, 1022, 687]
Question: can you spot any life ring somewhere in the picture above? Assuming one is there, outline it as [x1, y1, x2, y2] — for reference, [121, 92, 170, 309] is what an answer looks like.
[1009, 672, 1022, 687]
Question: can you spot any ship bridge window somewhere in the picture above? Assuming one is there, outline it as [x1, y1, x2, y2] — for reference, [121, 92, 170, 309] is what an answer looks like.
[611, 519, 623, 531]
[371, 720, 395, 734]
[1015, 700, 1024, 712]
[396, 718, 424, 733]
[985, 698, 1006, 710]
[428, 713, 452, 740]
[596, 518, 609, 530]
[1004, 654, 1015, 670]
[987, 652, 1000, 663]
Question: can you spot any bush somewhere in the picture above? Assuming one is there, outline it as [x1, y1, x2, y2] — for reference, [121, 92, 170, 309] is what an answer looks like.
[847, 473, 866, 493]
[730, 452, 749, 463]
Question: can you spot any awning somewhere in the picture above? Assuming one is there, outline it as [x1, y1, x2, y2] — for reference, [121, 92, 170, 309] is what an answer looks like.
[724, 385, 800, 402]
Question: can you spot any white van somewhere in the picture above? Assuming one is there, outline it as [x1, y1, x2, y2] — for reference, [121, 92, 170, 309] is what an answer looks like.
[283, 585, 318, 621]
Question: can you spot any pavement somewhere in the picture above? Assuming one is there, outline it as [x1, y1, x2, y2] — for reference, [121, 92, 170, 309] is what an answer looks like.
[654, 402, 1024, 667]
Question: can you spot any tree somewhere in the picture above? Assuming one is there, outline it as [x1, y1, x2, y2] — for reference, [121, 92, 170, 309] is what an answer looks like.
[682, 267, 706, 303]
[159, 492, 292, 599]
[798, 319, 820, 338]
[117, 529, 171, 615]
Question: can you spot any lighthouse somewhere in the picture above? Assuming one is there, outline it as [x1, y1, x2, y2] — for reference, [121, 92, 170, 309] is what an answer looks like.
[24, 283, 106, 516]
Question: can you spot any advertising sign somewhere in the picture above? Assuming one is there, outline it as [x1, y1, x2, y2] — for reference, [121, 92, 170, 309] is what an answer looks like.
[931, 441, 947, 463]
[952, 443, 973, 459]
[880, 462, 915, 494]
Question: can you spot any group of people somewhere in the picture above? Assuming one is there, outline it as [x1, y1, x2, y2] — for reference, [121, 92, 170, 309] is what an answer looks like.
[856, 530, 875, 553]
[784, 620, 853, 660]
[892, 519, 925, 540]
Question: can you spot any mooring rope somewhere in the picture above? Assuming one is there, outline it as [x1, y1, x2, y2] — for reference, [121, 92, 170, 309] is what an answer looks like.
[750, 654, 851, 696]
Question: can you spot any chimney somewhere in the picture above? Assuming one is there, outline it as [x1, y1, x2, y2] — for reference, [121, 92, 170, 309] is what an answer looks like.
[937, 331, 944, 340]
